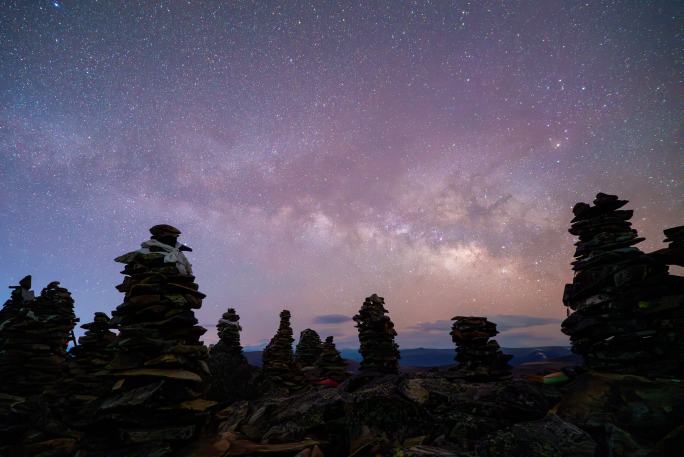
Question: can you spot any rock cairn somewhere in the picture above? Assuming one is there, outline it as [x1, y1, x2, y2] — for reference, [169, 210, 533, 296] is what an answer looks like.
[214, 308, 245, 357]
[295, 328, 323, 368]
[57, 312, 118, 429]
[561, 193, 683, 376]
[64, 312, 118, 398]
[0, 279, 78, 396]
[450, 316, 512, 381]
[96, 224, 213, 455]
[652, 225, 684, 266]
[353, 294, 400, 374]
[0, 279, 79, 455]
[209, 308, 252, 402]
[315, 336, 348, 382]
[262, 310, 305, 388]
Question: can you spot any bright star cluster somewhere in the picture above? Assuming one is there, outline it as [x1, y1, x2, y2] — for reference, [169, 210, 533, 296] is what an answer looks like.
[1, 1, 682, 348]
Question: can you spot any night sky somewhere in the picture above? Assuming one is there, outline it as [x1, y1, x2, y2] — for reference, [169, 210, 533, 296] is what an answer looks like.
[1, 1, 682, 349]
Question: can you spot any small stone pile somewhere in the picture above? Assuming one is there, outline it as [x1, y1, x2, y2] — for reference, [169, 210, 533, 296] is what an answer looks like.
[262, 310, 305, 389]
[353, 294, 400, 374]
[295, 328, 323, 368]
[95, 224, 213, 455]
[560, 193, 683, 376]
[0, 278, 78, 396]
[315, 336, 348, 382]
[450, 316, 512, 381]
[209, 308, 252, 402]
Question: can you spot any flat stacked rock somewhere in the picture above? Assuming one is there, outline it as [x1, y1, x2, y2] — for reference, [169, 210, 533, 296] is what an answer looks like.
[315, 336, 348, 382]
[561, 193, 681, 376]
[295, 328, 323, 368]
[208, 308, 252, 402]
[262, 310, 305, 389]
[353, 294, 400, 374]
[0, 278, 78, 396]
[95, 225, 214, 456]
[450, 316, 512, 381]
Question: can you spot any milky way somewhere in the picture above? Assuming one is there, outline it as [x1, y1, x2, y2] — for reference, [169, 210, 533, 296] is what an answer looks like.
[1, 1, 682, 348]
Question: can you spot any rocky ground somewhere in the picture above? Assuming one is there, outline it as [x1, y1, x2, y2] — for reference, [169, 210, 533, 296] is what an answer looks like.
[170, 367, 682, 457]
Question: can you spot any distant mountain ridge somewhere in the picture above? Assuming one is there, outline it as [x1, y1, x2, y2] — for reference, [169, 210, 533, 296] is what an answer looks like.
[244, 346, 572, 367]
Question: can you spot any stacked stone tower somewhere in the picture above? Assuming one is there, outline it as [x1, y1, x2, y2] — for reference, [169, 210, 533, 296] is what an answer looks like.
[262, 310, 305, 388]
[209, 308, 252, 402]
[215, 309, 244, 356]
[0, 278, 79, 455]
[67, 312, 118, 395]
[295, 328, 323, 368]
[315, 336, 348, 382]
[96, 225, 213, 455]
[0, 278, 78, 396]
[560, 193, 684, 376]
[58, 312, 118, 427]
[450, 316, 511, 381]
[353, 294, 400, 374]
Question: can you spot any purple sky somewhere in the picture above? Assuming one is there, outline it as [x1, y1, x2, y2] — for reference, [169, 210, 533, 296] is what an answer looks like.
[1, 1, 682, 349]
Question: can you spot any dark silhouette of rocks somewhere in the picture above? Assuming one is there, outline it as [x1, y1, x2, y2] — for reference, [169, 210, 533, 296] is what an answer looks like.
[215, 308, 244, 357]
[68, 312, 118, 393]
[0, 279, 79, 455]
[353, 293, 400, 374]
[0, 279, 77, 396]
[2, 201, 682, 456]
[562, 193, 683, 376]
[315, 336, 348, 382]
[295, 328, 323, 368]
[208, 308, 254, 403]
[555, 371, 684, 457]
[650, 225, 684, 266]
[262, 309, 305, 389]
[58, 312, 118, 427]
[450, 316, 512, 381]
[94, 225, 214, 455]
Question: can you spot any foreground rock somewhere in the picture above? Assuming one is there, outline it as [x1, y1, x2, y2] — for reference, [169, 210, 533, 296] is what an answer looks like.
[556, 371, 684, 457]
[213, 371, 553, 456]
[480, 413, 596, 457]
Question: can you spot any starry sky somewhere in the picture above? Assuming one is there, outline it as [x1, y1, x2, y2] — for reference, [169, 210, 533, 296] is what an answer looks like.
[1, 1, 682, 349]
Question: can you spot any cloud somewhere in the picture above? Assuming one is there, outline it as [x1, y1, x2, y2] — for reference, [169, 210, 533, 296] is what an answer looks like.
[497, 323, 570, 348]
[314, 314, 353, 324]
[409, 314, 562, 334]
[409, 320, 452, 333]
[492, 315, 563, 332]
